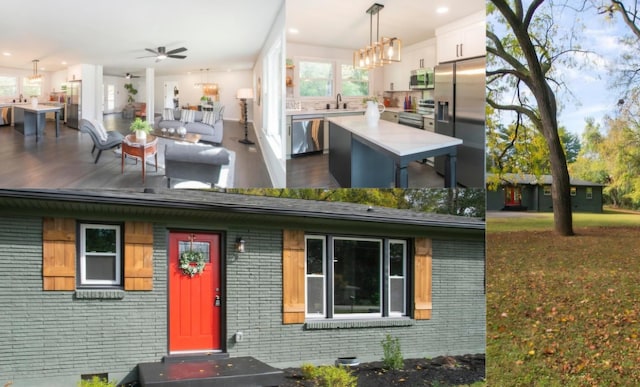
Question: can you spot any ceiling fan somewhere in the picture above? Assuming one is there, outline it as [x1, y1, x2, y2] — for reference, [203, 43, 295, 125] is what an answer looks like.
[124, 72, 141, 79]
[138, 46, 187, 62]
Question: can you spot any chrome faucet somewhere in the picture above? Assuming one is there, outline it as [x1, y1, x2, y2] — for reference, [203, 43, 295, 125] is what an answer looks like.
[336, 93, 342, 109]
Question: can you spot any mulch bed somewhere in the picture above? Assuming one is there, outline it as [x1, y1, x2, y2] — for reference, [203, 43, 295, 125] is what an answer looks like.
[280, 353, 485, 386]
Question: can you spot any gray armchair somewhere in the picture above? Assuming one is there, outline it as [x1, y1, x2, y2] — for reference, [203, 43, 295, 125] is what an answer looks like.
[79, 119, 124, 163]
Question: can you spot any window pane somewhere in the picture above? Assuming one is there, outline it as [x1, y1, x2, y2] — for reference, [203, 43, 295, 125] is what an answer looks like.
[390, 242, 405, 277]
[0, 76, 17, 97]
[85, 228, 116, 253]
[86, 255, 116, 281]
[333, 239, 381, 315]
[23, 79, 41, 97]
[299, 61, 333, 97]
[307, 277, 324, 315]
[306, 238, 324, 275]
[341, 64, 369, 97]
[390, 278, 405, 314]
[179, 241, 210, 263]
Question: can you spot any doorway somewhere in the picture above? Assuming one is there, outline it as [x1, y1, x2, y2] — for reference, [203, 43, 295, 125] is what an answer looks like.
[168, 231, 222, 353]
[505, 186, 522, 207]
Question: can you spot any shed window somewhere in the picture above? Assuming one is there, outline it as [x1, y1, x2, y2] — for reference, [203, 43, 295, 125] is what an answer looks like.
[570, 187, 577, 196]
[543, 186, 551, 196]
[79, 223, 122, 287]
[586, 187, 593, 199]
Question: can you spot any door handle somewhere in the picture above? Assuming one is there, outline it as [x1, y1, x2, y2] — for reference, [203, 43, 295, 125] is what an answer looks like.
[214, 295, 221, 307]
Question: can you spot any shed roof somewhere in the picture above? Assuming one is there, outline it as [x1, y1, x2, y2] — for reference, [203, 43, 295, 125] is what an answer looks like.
[0, 189, 485, 231]
[487, 173, 605, 187]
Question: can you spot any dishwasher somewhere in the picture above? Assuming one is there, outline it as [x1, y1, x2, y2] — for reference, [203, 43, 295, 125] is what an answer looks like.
[291, 116, 324, 157]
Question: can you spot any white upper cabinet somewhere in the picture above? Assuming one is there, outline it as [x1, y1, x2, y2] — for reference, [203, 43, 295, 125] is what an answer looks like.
[383, 39, 436, 91]
[436, 11, 486, 63]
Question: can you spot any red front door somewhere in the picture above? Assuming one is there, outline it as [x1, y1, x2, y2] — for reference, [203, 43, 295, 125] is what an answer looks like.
[169, 231, 222, 353]
[505, 186, 522, 206]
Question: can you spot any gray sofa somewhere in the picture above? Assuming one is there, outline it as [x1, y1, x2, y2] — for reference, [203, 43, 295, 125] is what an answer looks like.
[155, 107, 224, 144]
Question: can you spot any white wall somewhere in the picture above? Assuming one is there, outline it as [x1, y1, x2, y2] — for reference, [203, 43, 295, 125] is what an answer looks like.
[153, 70, 253, 121]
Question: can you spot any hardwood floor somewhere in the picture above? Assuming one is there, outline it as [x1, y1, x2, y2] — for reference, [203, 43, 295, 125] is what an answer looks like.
[0, 114, 272, 189]
[286, 152, 445, 188]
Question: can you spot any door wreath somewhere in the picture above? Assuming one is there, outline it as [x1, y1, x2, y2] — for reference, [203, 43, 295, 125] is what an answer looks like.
[179, 250, 206, 277]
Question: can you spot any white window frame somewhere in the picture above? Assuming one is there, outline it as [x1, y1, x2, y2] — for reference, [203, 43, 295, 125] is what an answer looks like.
[262, 35, 284, 153]
[79, 223, 122, 286]
[296, 58, 335, 99]
[543, 186, 551, 196]
[305, 235, 326, 319]
[388, 239, 407, 317]
[0, 75, 18, 98]
[586, 187, 593, 199]
[339, 62, 369, 98]
[570, 187, 577, 196]
[22, 77, 42, 97]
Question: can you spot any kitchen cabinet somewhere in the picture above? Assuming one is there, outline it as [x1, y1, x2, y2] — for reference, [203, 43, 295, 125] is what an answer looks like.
[383, 40, 435, 91]
[436, 12, 486, 63]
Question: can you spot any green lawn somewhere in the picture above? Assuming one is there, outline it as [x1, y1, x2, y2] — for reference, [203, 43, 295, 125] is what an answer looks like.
[487, 208, 640, 232]
[487, 209, 640, 385]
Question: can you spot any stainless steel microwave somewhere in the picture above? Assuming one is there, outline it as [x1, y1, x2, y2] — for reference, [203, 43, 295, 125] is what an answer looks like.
[410, 68, 434, 89]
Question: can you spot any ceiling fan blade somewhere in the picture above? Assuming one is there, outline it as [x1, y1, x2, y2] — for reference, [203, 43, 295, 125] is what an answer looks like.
[166, 47, 187, 55]
[145, 48, 158, 54]
[168, 55, 187, 59]
[136, 54, 157, 59]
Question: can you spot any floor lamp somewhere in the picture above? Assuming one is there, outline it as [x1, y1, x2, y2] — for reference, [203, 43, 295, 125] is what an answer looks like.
[237, 88, 254, 145]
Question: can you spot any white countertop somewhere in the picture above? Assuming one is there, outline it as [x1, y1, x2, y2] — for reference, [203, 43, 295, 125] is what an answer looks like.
[13, 104, 63, 113]
[327, 116, 462, 157]
[286, 108, 365, 117]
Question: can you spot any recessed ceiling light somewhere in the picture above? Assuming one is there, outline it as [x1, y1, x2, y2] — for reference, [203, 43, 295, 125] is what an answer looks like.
[436, 7, 449, 14]
[289, 28, 299, 34]
[2, 52, 11, 56]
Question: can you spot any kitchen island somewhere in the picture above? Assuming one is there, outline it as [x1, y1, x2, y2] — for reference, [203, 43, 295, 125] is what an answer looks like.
[328, 116, 462, 188]
[14, 105, 63, 142]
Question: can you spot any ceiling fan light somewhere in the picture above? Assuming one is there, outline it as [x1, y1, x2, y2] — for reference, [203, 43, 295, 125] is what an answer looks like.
[157, 54, 167, 60]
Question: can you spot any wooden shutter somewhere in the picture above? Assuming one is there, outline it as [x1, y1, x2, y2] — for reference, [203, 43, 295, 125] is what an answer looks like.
[42, 218, 76, 291]
[124, 221, 154, 291]
[282, 229, 305, 324]
[414, 237, 432, 320]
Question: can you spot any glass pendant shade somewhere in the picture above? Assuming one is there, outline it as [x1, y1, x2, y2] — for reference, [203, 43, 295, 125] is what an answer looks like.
[381, 37, 402, 62]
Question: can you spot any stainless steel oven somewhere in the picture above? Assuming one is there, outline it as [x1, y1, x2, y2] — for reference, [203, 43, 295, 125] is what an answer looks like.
[398, 111, 424, 129]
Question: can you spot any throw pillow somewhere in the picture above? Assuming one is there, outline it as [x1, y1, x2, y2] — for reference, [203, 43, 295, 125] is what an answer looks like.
[163, 108, 174, 121]
[181, 109, 195, 124]
[202, 111, 217, 126]
[89, 119, 108, 142]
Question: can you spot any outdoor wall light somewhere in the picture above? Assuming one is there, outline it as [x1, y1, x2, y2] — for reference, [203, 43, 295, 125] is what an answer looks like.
[235, 237, 246, 253]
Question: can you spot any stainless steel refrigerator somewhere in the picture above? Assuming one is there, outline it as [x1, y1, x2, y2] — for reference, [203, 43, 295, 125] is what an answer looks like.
[434, 56, 485, 188]
[67, 80, 81, 129]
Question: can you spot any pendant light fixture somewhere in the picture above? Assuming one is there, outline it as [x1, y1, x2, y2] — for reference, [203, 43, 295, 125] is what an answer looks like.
[29, 59, 42, 82]
[353, 3, 401, 70]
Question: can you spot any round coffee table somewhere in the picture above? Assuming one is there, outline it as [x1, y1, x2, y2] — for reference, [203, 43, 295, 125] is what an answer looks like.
[121, 134, 158, 183]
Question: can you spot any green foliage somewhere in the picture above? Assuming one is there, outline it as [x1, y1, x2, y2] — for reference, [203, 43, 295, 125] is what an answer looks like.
[299, 363, 357, 387]
[77, 376, 116, 387]
[129, 117, 152, 134]
[381, 334, 404, 370]
[487, 221, 640, 385]
[123, 83, 138, 104]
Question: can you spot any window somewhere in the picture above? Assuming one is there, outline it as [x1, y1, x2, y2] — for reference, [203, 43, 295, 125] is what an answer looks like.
[263, 35, 283, 148]
[22, 78, 42, 97]
[586, 187, 593, 199]
[0, 76, 17, 97]
[79, 223, 122, 286]
[299, 60, 333, 97]
[305, 235, 407, 319]
[340, 64, 369, 97]
[570, 187, 577, 196]
[543, 186, 551, 196]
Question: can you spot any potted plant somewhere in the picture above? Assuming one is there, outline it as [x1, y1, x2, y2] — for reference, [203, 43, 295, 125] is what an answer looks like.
[124, 83, 138, 104]
[130, 117, 152, 140]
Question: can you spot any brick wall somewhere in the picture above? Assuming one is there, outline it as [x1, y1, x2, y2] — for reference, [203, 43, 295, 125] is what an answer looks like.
[225, 227, 486, 367]
[0, 216, 168, 386]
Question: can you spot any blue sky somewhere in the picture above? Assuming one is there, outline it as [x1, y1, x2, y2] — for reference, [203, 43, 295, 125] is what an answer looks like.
[489, 3, 635, 136]
[555, 6, 632, 136]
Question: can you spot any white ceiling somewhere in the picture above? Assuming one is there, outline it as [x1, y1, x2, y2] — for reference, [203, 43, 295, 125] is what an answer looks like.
[0, 0, 485, 78]
[287, 0, 485, 50]
[0, 0, 284, 77]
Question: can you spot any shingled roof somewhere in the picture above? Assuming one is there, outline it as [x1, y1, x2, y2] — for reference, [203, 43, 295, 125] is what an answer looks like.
[0, 188, 484, 230]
